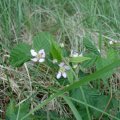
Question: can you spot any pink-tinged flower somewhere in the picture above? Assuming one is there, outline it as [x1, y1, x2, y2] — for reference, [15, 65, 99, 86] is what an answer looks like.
[30, 49, 45, 63]
[70, 50, 79, 57]
[70, 50, 83, 57]
[56, 62, 70, 79]
[70, 50, 83, 68]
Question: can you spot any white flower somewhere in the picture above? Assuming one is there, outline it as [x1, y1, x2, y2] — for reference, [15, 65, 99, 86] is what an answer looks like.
[56, 62, 70, 79]
[70, 50, 83, 69]
[70, 50, 83, 57]
[30, 49, 45, 63]
[70, 50, 79, 57]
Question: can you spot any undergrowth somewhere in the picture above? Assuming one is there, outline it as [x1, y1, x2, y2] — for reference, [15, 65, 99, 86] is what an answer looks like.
[0, 0, 120, 120]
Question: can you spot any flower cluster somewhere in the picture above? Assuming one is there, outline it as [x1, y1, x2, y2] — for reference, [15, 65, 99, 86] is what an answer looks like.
[30, 49, 70, 79]
[30, 48, 85, 79]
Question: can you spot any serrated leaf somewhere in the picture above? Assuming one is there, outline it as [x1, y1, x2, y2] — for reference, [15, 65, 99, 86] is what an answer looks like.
[96, 58, 113, 79]
[115, 112, 120, 119]
[83, 37, 100, 55]
[17, 102, 30, 120]
[93, 95, 113, 118]
[33, 32, 52, 54]
[6, 100, 17, 120]
[67, 70, 74, 84]
[69, 56, 91, 63]
[81, 53, 98, 68]
[6, 100, 32, 120]
[50, 40, 62, 61]
[10, 43, 31, 67]
[107, 48, 119, 61]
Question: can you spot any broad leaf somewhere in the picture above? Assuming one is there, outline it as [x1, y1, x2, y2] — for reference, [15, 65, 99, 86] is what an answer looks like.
[81, 53, 98, 68]
[67, 70, 74, 84]
[93, 96, 113, 118]
[10, 43, 31, 67]
[6, 100, 17, 120]
[17, 102, 30, 120]
[50, 40, 62, 61]
[83, 37, 100, 56]
[96, 57, 114, 80]
[33, 32, 52, 54]
[96, 49, 119, 80]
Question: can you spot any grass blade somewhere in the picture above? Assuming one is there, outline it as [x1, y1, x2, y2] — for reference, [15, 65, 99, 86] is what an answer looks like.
[63, 96, 83, 120]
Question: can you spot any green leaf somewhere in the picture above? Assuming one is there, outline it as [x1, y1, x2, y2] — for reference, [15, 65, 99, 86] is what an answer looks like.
[6, 100, 17, 120]
[93, 96, 113, 118]
[6, 99, 32, 120]
[96, 48, 119, 80]
[67, 70, 74, 84]
[17, 102, 30, 120]
[50, 40, 62, 61]
[115, 112, 120, 119]
[68, 97, 120, 120]
[70, 86, 99, 119]
[83, 37, 100, 56]
[81, 53, 98, 68]
[10, 43, 31, 67]
[96, 57, 115, 80]
[107, 48, 119, 61]
[69, 56, 91, 63]
[33, 32, 52, 53]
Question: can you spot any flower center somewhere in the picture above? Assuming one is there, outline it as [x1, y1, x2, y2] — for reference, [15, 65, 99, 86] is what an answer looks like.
[60, 67, 65, 73]
[37, 53, 42, 59]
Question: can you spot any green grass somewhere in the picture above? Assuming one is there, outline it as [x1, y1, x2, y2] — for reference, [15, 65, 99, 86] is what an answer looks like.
[0, 0, 120, 120]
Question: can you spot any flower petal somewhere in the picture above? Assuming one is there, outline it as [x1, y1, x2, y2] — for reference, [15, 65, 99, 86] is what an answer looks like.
[59, 62, 65, 67]
[73, 53, 79, 57]
[31, 58, 38, 62]
[64, 65, 70, 70]
[70, 50, 79, 57]
[62, 72, 67, 78]
[39, 58, 45, 63]
[30, 49, 37, 56]
[38, 49, 45, 58]
[56, 72, 62, 79]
